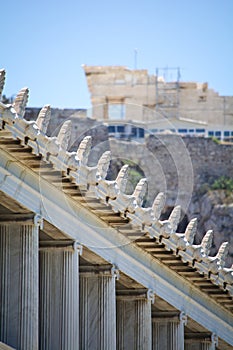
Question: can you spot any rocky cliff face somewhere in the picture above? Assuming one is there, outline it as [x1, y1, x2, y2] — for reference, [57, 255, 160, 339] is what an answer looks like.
[109, 136, 233, 265]
[189, 190, 233, 264]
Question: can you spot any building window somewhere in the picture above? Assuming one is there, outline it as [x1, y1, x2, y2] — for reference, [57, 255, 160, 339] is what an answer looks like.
[188, 129, 194, 133]
[215, 131, 221, 137]
[138, 128, 145, 138]
[196, 128, 205, 133]
[130, 127, 145, 138]
[108, 103, 125, 120]
[132, 127, 137, 137]
[224, 131, 230, 137]
[117, 125, 125, 133]
[208, 131, 214, 136]
[108, 125, 115, 133]
[178, 129, 187, 133]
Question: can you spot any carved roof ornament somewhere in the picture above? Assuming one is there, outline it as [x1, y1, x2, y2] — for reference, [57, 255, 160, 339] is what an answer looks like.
[184, 218, 197, 244]
[152, 192, 165, 220]
[64, 136, 93, 173]
[96, 151, 111, 180]
[207, 242, 229, 274]
[201, 230, 213, 256]
[36, 105, 51, 134]
[220, 264, 233, 285]
[76, 136, 92, 165]
[168, 205, 181, 232]
[216, 242, 229, 268]
[57, 120, 72, 150]
[0, 69, 6, 99]
[125, 178, 153, 229]
[139, 193, 167, 237]
[0, 102, 17, 125]
[95, 156, 123, 201]
[116, 164, 129, 193]
[108, 166, 136, 214]
[180, 228, 213, 263]
[133, 178, 147, 207]
[13, 87, 29, 117]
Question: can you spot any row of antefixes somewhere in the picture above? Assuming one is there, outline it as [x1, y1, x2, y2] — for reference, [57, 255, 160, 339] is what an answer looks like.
[0, 69, 232, 312]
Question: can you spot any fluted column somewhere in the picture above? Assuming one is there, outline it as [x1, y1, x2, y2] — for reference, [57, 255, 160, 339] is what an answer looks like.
[152, 311, 187, 350]
[79, 265, 118, 350]
[39, 241, 81, 350]
[0, 214, 40, 350]
[185, 333, 218, 350]
[116, 289, 153, 350]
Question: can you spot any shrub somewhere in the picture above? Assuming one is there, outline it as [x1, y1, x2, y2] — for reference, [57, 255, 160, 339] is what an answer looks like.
[211, 136, 221, 144]
[211, 176, 233, 193]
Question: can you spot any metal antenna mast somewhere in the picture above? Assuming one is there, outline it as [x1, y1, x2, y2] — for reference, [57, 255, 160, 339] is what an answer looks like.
[134, 48, 138, 70]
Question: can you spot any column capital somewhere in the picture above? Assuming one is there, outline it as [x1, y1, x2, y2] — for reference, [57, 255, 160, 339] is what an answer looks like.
[80, 263, 119, 278]
[34, 213, 43, 229]
[39, 240, 82, 253]
[117, 288, 154, 302]
[185, 332, 218, 348]
[111, 264, 120, 280]
[185, 332, 213, 343]
[152, 310, 185, 323]
[0, 213, 37, 225]
[211, 333, 218, 347]
[73, 241, 83, 255]
[0, 212, 43, 228]
[147, 289, 155, 303]
[179, 311, 188, 326]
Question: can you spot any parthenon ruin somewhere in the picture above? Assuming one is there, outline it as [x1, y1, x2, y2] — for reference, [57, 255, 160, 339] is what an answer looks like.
[0, 69, 233, 349]
[83, 65, 233, 141]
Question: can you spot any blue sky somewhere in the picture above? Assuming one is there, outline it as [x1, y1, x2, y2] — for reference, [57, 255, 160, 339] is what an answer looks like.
[1, 0, 233, 108]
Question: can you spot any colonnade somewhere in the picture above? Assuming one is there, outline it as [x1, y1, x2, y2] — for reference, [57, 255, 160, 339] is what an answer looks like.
[0, 218, 219, 350]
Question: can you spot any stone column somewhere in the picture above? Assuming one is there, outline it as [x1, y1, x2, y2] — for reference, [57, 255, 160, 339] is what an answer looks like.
[79, 265, 118, 350]
[39, 241, 81, 350]
[185, 333, 218, 350]
[0, 214, 40, 350]
[152, 311, 187, 350]
[116, 289, 153, 350]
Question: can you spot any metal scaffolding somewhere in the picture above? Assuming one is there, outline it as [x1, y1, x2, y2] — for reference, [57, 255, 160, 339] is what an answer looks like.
[155, 67, 181, 119]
